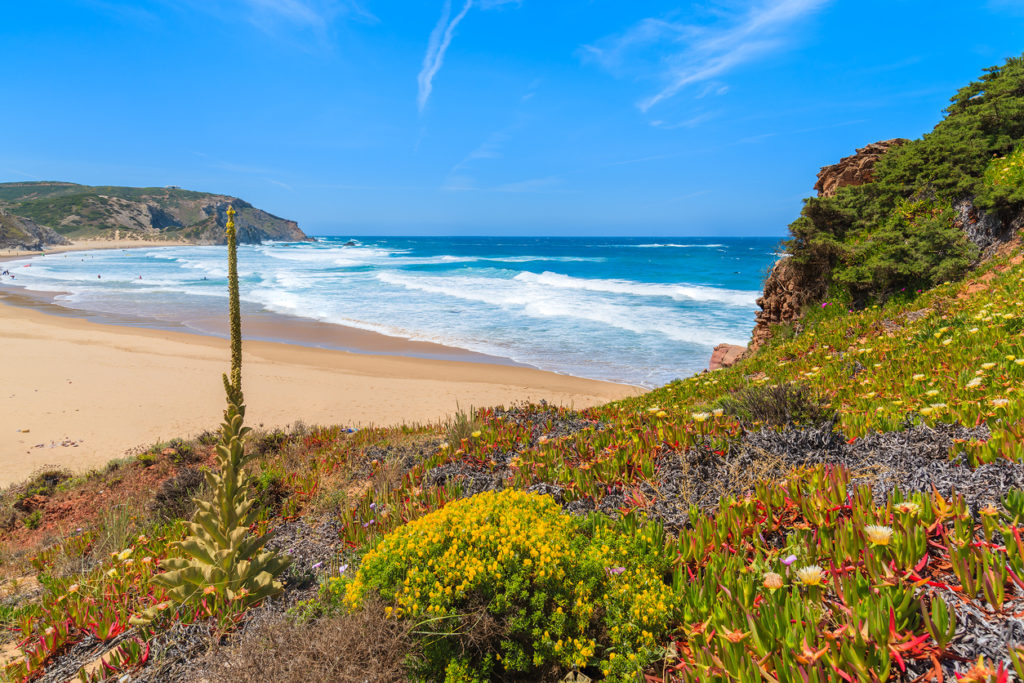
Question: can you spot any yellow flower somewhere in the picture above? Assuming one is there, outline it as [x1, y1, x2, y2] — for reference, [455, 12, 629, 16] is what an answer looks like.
[471, 431, 482, 438]
[691, 412, 711, 422]
[795, 565, 823, 586]
[981, 362, 997, 370]
[895, 501, 920, 515]
[864, 525, 893, 546]
[912, 374, 926, 381]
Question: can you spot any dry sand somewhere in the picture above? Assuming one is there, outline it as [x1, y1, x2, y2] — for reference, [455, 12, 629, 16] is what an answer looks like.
[0, 297, 640, 487]
[0, 238, 191, 259]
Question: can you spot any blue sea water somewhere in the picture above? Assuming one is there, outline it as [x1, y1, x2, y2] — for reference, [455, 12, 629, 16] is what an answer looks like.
[1, 236, 782, 387]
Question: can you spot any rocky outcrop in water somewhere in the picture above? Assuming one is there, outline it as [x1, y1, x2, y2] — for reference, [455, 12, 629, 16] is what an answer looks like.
[0, 209, 71, 250]
[813, 139, 906, 198]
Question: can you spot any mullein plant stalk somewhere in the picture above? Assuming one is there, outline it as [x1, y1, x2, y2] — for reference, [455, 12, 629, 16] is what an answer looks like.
[133, 206, 289, 624]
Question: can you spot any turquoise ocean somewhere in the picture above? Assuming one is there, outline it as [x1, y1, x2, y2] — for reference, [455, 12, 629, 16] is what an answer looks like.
[1, 237, 781, 387]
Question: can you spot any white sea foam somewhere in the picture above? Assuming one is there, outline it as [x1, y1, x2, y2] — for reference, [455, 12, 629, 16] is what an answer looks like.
[373, 271, 746, 346]
[512, 271, 758, 307]
[0, 238, 777, 387]
[629, 243, 725, 248]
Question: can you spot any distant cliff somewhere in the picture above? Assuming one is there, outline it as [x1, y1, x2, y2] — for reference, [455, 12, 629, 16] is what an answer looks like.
[0, 208, 71, 251]
[0, 182, 311, 245]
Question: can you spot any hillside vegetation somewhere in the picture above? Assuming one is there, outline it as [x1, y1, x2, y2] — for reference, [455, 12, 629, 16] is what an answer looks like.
[786, 53, 1024, 306]
[1, 59, 1024, 683]
[0, 182, 309, 245]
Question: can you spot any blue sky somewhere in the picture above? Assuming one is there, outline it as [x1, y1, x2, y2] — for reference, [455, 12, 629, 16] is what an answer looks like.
[1, 1, 1022, 236]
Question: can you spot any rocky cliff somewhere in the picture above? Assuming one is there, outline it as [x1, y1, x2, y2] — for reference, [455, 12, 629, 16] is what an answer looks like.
[813, 139, 907, 198]
[0, 208, 71, 250]
[0, 182, 310, 245]
[750, 138, 1023, 352]
[749, 257, 827, 351]
[751, 139, 907, 351]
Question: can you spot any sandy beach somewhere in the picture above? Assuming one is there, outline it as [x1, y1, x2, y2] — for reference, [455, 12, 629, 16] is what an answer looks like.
[0, 292, 639, 487]
[0, 238, 192, 260]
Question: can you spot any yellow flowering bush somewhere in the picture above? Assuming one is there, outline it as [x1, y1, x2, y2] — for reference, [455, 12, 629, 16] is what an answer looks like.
[342, 489, 677, 681]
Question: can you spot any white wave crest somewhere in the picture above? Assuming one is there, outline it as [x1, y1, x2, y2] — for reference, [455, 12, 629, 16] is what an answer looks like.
[513, 271, 758, 307]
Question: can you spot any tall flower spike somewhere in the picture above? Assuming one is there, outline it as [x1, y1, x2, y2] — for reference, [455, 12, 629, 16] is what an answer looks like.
[132, 203, 289, 625]
[225, 205, 242, 398]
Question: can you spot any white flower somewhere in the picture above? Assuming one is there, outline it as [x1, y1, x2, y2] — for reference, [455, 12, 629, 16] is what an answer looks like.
[864, 525, 893, 546]
[966, 377, 984, 388]
[795, 565, 824, 586]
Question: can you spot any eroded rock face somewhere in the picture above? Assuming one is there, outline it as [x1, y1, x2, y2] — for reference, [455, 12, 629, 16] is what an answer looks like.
[749, 258, 826, 351]
[813, 139, 907, 198]
[709, 343, 746, 371]
[0, 209, 70, 250]
[953, 198, 1022, 256]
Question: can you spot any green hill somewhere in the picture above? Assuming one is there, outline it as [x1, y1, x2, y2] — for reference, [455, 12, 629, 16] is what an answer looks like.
[0, 181, 310, 244]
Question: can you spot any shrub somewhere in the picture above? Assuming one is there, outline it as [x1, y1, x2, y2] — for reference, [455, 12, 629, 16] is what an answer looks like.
[784, 53, 1024, 304]
[341, 490, 677, 682]
[981, 144, 1024, 208]
[835, 196, 974, 304]
[166, 437, 199, 464]
[718, 382, 834, 428]
[149, 468, 206, 522]
[207, 597, 417, 683]
[23, 511, 42, 530]
[445, 404, 481, 447]
[14, 468, 71, 510]
[250, 466, 291, 515]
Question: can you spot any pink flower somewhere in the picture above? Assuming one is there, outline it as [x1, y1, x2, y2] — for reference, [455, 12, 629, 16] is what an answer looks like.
[781, 554, 797, 566]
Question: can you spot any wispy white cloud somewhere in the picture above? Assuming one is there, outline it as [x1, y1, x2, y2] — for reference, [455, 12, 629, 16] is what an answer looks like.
[650, 111, 720, 129]
[161, 0, 376, 47]
[441, 128, 511, 190]
[241, 0, 377, 39]
[583, 0, 830, 112]
[417, 0, 521, 112]
[419, 0, 475, 113]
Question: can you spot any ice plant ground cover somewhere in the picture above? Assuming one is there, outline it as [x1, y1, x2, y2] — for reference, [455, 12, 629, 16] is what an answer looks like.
[0, 244, 1022, 680]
